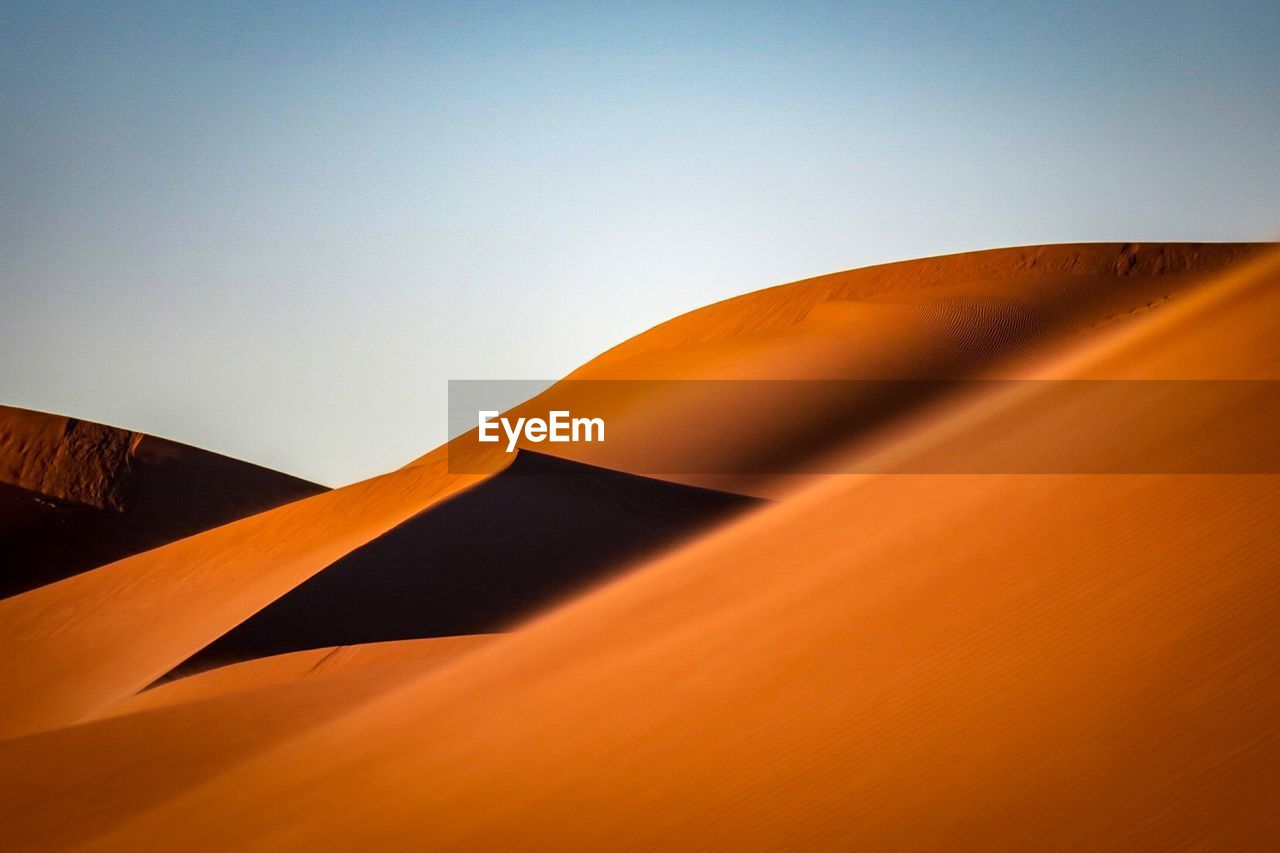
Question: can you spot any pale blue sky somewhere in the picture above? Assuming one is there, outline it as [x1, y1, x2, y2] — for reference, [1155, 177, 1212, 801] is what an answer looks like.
[2, 1, 1277, 485]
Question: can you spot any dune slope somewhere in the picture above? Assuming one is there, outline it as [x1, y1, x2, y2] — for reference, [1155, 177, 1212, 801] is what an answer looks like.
[4, 243, 1232, 737]
[0, 451, 494, 738]
[41, 248, 1280, 850]
[1, 242, 1274, 853]
[171, 451, 758, 677]
[434, 242, 1268, 495]
[0, 636, 496, 852]
[98, 635, 498, 718]
[0, 406, 327, 597]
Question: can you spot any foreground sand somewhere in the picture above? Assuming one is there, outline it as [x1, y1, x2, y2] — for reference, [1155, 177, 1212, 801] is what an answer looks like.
[1, 243, 1277, 850]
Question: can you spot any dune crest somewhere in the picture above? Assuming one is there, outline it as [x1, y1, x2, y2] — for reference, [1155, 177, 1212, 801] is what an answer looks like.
[434, 242, 1270, 496]
[0, 406, 138, 510]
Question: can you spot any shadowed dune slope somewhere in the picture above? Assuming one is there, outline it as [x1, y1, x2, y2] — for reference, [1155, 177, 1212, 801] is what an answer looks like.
[430, 243, 1269, 496]
[0, 406, 327, 597]
[39, 248, 1280, 851]
[172, 451, 759, 678]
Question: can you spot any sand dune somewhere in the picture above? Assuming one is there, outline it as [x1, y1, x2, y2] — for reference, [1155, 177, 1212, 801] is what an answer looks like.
[437, 242, 1269, 495]
[171, 451, 757, 677]
[2, 243, 1277, 849]
[0, 406, 326, 597]
[577, 242, 1259, 375]
[0, 637, 496, 852]
[0, 452, 494, 737]
[34, 246, 1276, 851]
[6, 243, 1229, 738]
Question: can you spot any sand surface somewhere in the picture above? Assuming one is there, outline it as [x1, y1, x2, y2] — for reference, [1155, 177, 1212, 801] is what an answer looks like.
[2, 243, 1277, 850]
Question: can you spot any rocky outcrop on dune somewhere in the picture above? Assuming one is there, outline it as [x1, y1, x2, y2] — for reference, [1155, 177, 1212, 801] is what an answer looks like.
[0, 406, 328, 598]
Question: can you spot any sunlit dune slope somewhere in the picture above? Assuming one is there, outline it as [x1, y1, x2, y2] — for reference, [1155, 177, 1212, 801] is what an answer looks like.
[576, 241, 1258, 374]
[0, 636, 496, 853]
[170, 451, 757, 678]
[0, 405, 326, 597]
[434, 242, 1268, 495]
[96, 635, 498, 719]
[52, 248, 1280, 850]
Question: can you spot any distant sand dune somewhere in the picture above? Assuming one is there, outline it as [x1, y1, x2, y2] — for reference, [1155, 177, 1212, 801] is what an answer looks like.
[0, 406, 326, 597]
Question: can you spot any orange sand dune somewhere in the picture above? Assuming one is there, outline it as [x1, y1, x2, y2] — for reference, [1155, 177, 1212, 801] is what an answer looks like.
[435, 242, 1269, 495]
[579, 242, 1259, 374]
[3, 244, 1277, 852]
[0, 636, 496, 852]
[0, 452, 494, 738]
[0, 405, 326, 597]
[2, 244, 1235, 740]
[13, 247, 1274, 850]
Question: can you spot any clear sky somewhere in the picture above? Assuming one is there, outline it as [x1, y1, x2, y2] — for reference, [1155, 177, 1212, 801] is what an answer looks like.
[2, 1, 1278, 485]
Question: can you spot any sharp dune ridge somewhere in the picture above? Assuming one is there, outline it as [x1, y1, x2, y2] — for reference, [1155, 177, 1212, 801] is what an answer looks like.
[1, 243, 1278, 850]
[435, 242, 1269, 496]
[571, 242, 1262, 370]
